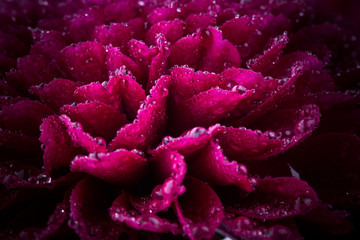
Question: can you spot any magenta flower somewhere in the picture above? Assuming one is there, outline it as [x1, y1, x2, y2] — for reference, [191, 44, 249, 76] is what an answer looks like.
[0, 0, 359, 239]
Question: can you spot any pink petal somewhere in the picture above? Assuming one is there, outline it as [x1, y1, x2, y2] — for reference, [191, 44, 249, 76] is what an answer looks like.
[221, 16, 261, 45]
[105, 46, 145, 85]
[71, 149, 147, 186]
[107, 75, 146, 121]
[247, 32, 289, 73]
[188, 140, 254, 192]
[168, 88, 250, 135]
[150, 127, 211, 158]
[40, 116, 78, 171]
[109, 75, 170, 151]
[185, 13, 216, 34]
[198, 27, 241, 73]
[170, 67, 225, 100]
[209, 124, 282, 161]
[167, 34, 202, 69]
[60, 115, 107, 153]
[56, 41, 106, 84]
[104, 1, 137, 23]
[29, 79, 80, 110]
[68, 7, 105, 42]
[145, 20, 185, 46]
[60, 101, 128, 142]
[147, 7, 178, 25]
[238, 63, 304, 126]
[93, 24, 132, 54]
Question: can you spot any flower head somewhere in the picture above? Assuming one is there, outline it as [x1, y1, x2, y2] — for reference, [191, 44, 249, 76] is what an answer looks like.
[0, 0, 359, 239]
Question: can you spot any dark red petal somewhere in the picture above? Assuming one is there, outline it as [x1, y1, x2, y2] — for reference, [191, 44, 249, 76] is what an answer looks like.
[222, 213, 302, 240]
[209, 124, 282, 161]
[109, 75, 170, 151]
[299, 202, 353, 236]
[29, 30, 67, 60]
[93, 24, 132, 54]
[73, 82, 120, 110]
[60, 115, 107, 153]
[71, 149, 147, 186]
[0, 100, 54, 136]
[147, 7, 178, 25]
[238, 63, 304, 126]
[284, 133, 360, 209]
[16, 54, 59, 89]
[110, 192, 181, 234]
[147, 41, 169, 92]
[68, 7, 105, 42]
[221, 16, 261, 45]
[168, 34, 202, 69]
[30, 79, 80, 110]
[56, 41, 106, 84]
[278, 90, 360, 111]
[105, 46, 144, 85]
[128, 39, 158, 77]
[40, 116, 78, 171]
[169, 88, 250, 134]
[250, 104, 321, 151]
[0, 162, 51, 189]
[127, 17, 145, 40]
[170, 67, 225, 100]
[174, 177, 224, 240]
[130, 149, 186, 214]
[104, 1, 137, 23]
[150, 127, 211, 158]
[60, 101, 128, 142]
[188, 140, 254, 192]
[185, 13, 216, 34]
[107, 75, 146, 121]
[227, 177, 318, 220]
[69, 177, 123, 240]
[247, 32, 289, 73]
[145, 20, 185, 46]
[198, 27, 241, 73]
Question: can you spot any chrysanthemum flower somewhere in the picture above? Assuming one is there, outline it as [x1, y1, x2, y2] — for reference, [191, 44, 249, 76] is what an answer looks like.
[0, 0, 359, 239]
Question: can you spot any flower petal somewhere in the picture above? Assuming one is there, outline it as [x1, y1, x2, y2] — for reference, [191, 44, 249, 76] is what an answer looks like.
[69, 177, 123, 240]
[150, 127, 211, 158]
[71, 149, 148, 186]
[56, 41, 106, 84]
[110, 192, 181, 234]
[198, 27, 241, 73]
[174, 177, 224, 240]
[0, 100, 54, 136]
[60, 115, 107, 153]
[40, 116, 78, 171]
[188, 140, 254, 192]
[129, 149, 186, 214]
[60, 101, 128, 142]
[226, 177, 318, 220]
[30, 79, 80, 110]
[109, 75, 170, 151]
